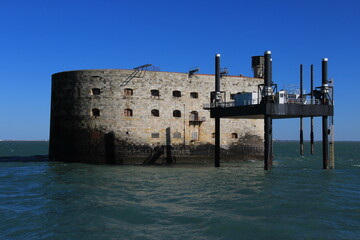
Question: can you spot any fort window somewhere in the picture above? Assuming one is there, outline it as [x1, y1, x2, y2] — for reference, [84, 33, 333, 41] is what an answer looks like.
[190, 92, 198, 98]
[173, 132, 181, 138]
[191, 132, 198, 141]
[231, 133, 238, 139]
[151, 133, 160, 138]
[189, 111, 199, 121]
[124, 108, 133, 117]
[212, 133, 215, 138]
[124, 88, 133, 96]
[230, 94, 235, 100]
[92, 108, 100, 117]
[151, 109, 160, 117]
[173, 90, 181, 98]
[173, 110, 181, 118]
[151, 89, 160, 97]
[91, 88, 101, 95]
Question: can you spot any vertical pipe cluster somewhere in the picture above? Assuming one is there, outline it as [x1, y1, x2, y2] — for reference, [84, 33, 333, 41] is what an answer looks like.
[264, 51, 273, 170]
[215, 54, 221, 167]
[322, 58, 329, 169]
[300, 65, 304, 155]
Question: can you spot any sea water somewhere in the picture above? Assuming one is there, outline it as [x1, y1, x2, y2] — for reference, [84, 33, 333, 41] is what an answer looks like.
[0, 141, 359, 240]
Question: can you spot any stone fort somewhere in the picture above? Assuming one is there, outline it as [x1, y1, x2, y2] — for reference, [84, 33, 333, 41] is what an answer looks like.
[49, 58, 265, 164]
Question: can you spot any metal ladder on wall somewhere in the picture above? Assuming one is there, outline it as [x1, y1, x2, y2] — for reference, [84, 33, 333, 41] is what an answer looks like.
[120, 64, 152, 87]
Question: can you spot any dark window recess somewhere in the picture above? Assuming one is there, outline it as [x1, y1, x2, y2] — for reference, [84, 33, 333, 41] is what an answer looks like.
[151, 133, 160, 138]
[92, 88, 101, 95]
[173, 110, 181, 118]
[230, 94, 235, 100]
[231, 133, 238, 139]
[190, 92, 198, 98]
[124, 88, 133, 96]
[151, 89, 160, 97]
[173, 132, 181, 138]
[173, 90, 181, 97]
[92, 108, 100, 117]
[151, 109, 159, 117]
[124, 109, 133, 116]
[212, 133, 215, 138]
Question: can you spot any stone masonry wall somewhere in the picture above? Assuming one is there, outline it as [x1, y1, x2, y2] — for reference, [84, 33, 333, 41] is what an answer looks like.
[49, 69, 264, 164]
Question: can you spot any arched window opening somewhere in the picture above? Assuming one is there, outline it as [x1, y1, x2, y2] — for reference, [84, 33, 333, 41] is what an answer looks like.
[124, 109, 133, 117]
[91, 88, 100, 96]
[190, 111, 199, 121]
[151, 109, 159, 117]
[231, 133, 238, 139]
[173, 110, 181, 118]
[124, 88, 133, 96]
[190, 92, 198, 98]
[173, 90, 181, 98]
[151, 89, 160, 97]
[92, 108, 100, 117]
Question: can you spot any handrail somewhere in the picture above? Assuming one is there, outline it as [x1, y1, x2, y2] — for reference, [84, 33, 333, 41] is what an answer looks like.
[203, 98, 328, 109]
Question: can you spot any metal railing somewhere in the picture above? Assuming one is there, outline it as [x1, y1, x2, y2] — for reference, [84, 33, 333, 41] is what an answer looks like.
[287, 98, 321, 105]
[203, 102, 236, 109]
[204, 98, 324, 109]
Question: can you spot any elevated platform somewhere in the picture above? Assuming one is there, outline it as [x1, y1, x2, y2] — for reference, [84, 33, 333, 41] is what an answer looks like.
[207, 103, 334, 119]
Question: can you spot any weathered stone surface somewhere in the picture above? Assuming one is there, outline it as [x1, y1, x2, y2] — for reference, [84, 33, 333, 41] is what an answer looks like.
[49, 69, 264, 164]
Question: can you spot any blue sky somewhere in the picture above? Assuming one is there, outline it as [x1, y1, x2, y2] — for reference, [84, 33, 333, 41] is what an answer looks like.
[0, 0, 359, 141]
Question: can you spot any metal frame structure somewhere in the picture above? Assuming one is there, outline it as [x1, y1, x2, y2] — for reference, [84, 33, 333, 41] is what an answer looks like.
[205, 51, 335, 170]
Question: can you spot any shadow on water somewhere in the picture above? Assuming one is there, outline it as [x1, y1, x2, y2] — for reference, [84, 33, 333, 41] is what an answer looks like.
[0, 155, 49, 162]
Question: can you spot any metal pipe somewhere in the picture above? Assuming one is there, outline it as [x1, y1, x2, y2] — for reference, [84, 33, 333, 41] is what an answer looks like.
[215, 54, 221, 167]
[264, 116, 272, 170]
[264, 51, 272, 91]
[264, 51, 273, 170]
[322, 58, 329, 169]
[215, 54, 221, 92]
[310, 64, 314, 155]
[300, 64, 304, 155]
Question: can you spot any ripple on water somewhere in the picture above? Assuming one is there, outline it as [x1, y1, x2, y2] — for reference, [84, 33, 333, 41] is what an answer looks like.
[1, 142, 360, 239]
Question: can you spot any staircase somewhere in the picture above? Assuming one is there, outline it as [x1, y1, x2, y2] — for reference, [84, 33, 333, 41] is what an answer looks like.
[120, 64, 152, 87]
[142, 146, 165, 164]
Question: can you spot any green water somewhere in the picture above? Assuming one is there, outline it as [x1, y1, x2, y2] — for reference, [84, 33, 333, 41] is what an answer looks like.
[0, 141, 359, 239]
[0, 141, 49, 157]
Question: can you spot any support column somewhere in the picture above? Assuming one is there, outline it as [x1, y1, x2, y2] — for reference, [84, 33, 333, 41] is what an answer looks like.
[322, 58, 329, 169]
[264, 116, 272, 170]
[300, 64, 304, 155]
[264, 51, 273, 170]
[215, 54, 221, 167]
[166, 127, 172, 164]
[310, 64, 314, 155]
